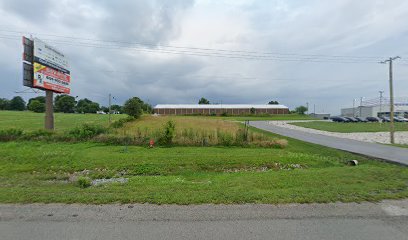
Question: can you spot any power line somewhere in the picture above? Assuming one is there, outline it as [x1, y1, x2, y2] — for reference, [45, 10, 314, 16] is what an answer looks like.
[0, 32, 384, 64]
[0, 29, 385, 60]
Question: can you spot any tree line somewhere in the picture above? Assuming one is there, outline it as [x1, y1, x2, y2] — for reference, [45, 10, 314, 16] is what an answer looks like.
[0, 95, 152, 118]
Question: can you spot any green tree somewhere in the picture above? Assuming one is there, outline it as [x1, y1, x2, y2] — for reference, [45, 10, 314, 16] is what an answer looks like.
[0, 98, 10, 110]
[268, 100, 279, 104]
[76, 98, 100, 113]
[27, 100, 45, 113]
[110, 104, 123, 113]
[123, 97, 143, 118]
[27, 96, 45, 107]
[8, 96, 26, 111]
[295, 105, 308, 115]
[55, 95, 76, 113]
[86, 102, 100, 113]
[250, 107, 256, 114]
[27, 96, 46, 113]
[142, 103, 152, 114]
[100, 106, 109, 113]
[198, 97, 210, 104]
[122, 97, 150, 113]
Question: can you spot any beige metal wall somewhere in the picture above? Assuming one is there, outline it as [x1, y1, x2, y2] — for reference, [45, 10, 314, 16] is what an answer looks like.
[154, 108, 289, 115]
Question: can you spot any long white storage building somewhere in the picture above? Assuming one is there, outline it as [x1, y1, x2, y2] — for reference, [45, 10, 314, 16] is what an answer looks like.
[154, 104, 289, 115]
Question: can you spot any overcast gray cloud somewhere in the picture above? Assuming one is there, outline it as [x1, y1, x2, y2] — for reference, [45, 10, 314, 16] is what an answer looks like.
[1, 0, 408, 114]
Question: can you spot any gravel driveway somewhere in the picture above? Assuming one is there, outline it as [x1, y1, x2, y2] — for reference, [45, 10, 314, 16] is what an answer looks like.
[271, 121, 408, 145]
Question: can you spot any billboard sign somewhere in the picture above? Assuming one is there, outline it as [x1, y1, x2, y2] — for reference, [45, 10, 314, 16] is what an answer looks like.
[33, 38, 69, 74]
[22, 37, 71, 94]
[33, 62, 71, 94]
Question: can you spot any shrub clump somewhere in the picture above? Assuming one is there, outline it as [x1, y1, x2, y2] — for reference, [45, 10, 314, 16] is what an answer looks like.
[23, 129, 54, 140]
[68, 124, 108, 139]
[77, 176, 92, 188]
[158, 120, 176, 145]
[110, 116, 135, 128]
[0, 129, 23, 141]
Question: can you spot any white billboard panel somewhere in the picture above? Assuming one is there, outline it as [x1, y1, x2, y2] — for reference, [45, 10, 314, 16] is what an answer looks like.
[33, 38, 69, 74]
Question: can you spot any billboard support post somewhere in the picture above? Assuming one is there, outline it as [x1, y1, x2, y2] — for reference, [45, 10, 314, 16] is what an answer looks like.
[45, 90, 54, 130]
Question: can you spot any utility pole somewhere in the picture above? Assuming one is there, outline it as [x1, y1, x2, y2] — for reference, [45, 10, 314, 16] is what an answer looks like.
[313, 104, 316, 115]
[359, 97, 364, 117]
[108, 93, 112, 124]
[306, 102, 309, 114]
[379, 91, 384, 117]
[380, 56, 400, 144]
[353, 99, 356, 117]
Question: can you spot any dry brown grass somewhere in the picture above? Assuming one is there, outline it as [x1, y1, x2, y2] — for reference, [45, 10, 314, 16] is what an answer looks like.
[124, 115, 241, 133]
[109, 115, 286, 147]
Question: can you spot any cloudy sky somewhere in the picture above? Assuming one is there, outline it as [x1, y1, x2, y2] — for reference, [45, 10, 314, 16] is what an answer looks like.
[1, 0, 408, 114]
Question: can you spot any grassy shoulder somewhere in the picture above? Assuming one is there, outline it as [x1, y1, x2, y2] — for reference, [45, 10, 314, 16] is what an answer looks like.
[392, 144, 408, 148]
[0, 110, 126, 132]
[0, 140, 407, 204]
[290, 121, 408, 133]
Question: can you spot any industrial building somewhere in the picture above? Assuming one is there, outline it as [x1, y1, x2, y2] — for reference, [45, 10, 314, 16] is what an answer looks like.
[341, 97, 408, 118]
[308, 113, 331, 120]
[154, 104, 289, 115]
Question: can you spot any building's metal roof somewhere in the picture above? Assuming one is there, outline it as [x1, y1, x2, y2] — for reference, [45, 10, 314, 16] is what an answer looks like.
[154, 104, 288, 109]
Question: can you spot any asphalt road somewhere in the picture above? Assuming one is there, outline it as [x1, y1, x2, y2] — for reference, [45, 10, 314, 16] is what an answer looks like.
[1, 200, 407, 240]
[249, 121, 408, 166]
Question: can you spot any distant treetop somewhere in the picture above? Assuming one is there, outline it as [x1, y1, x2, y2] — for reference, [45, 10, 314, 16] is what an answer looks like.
[198, 97, 210, 105]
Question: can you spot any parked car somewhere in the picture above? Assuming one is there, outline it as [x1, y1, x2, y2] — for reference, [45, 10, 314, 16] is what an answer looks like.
[345, 117, 359, 122]
[381, 117, 391, 122]
[355, 117, 368, 122]
[330, 116, 349, 122]
[366, 117, 380, 122]
[397, 116, 408, 122]
[394, 117, 407, 122]
[380, 116, 391, 122]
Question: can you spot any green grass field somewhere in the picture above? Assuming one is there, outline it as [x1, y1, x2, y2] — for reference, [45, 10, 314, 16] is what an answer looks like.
[1, 133, 407, 204]
[290, 121, 408, 133]
[0, 111, 314, 133]
[0, 110, 407, 204]
[0, 111, 126, 132]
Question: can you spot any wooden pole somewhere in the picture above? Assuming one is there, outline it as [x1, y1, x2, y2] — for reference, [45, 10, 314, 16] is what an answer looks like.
[389, 58, 395, 144]
[108, 93, 112, 123]
[45, 90, 54, 130]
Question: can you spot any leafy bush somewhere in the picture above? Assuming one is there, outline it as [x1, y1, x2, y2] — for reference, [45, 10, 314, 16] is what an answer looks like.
[23, 129, 54, 140]
[0, 129, 23, 141]
[217, 131, 234, 146]
[158, 120, 176, 145]
[110, 116, 135, 128]
[68, 124, 107, 139]
[77, 177, 91, 188]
